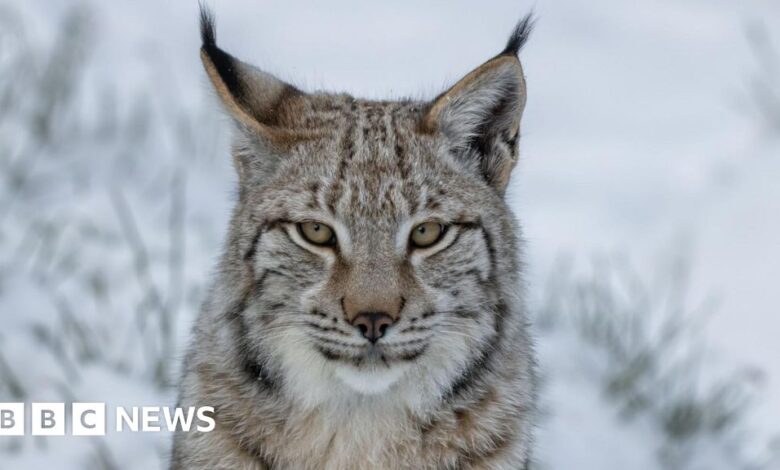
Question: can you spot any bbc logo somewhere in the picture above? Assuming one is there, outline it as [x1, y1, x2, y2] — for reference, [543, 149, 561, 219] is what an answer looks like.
[0, 403, 105, 436]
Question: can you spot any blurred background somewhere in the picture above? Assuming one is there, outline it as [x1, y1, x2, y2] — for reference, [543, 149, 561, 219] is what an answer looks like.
[0, 0, 778, 468]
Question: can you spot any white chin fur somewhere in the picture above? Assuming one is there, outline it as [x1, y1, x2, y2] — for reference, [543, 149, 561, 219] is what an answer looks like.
[334, 364, 409, 395]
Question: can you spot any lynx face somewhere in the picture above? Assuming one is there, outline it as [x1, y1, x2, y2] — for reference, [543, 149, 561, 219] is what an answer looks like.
[200, 11, 529, 400]
[239, 103, 515, 396]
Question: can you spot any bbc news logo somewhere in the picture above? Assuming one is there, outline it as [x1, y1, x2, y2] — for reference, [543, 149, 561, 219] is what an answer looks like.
[0, 403, 215, 436]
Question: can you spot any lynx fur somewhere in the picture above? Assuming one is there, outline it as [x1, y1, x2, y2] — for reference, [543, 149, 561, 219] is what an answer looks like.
[171, 7, 536, 470]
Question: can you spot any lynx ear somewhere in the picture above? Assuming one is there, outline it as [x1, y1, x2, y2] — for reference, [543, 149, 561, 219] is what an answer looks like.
[199, 7, 302, 144]
[421, 15, 533, 192]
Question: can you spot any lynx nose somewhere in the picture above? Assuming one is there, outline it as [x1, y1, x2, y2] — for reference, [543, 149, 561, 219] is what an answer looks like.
[351, 312, 396, 343]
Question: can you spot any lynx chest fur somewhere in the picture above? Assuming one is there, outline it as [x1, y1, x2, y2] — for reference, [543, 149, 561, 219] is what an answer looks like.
[171, 8, 536, 470]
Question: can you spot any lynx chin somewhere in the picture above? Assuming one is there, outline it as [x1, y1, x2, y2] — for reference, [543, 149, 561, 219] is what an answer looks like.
[171, 6, 537, 469]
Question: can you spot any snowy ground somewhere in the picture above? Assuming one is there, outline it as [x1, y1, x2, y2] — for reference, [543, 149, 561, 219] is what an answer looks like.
[1, 0, 778, 468]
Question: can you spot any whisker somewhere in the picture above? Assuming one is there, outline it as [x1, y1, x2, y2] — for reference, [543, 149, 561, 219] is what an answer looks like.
[309, 333, 364, 349]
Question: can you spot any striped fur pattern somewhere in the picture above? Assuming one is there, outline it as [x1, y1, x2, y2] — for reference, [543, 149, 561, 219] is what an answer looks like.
[172, 8, 536, 470]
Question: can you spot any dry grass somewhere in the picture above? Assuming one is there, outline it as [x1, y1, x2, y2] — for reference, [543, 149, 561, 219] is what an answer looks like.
[537, 254, 764, 469]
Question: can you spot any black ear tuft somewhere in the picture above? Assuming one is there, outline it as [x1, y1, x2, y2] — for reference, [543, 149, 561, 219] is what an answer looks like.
[199, 3, 216, 49]
[198, 4, 246, 107]
[501, 13, 535, 57]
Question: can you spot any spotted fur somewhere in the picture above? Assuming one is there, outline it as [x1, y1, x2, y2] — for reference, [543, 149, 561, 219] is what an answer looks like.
[171, 7, 536, 469]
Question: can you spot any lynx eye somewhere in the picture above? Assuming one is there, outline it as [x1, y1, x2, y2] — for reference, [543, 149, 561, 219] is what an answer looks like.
[410, 222, 446, 248]
[297, 222, 336, 246]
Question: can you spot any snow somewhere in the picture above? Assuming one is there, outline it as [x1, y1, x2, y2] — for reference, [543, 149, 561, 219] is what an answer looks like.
[1, 0, 778, 468]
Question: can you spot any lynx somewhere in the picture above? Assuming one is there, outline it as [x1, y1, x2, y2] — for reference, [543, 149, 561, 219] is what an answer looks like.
[171, 7, 536, 469]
